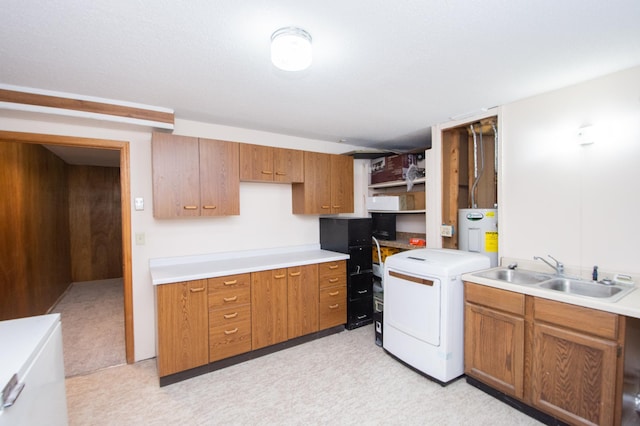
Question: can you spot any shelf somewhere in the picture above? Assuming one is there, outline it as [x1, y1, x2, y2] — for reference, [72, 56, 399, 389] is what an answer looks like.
[368, 209, 426, 214]
[368, 177, 425, 189]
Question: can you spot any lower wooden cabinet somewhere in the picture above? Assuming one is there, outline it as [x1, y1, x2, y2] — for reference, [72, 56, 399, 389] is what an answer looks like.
[156, 280, 209, 377]
[156, 260, 347, 379]
[464, 282, 624, 426]
[208, 273, 252, 362]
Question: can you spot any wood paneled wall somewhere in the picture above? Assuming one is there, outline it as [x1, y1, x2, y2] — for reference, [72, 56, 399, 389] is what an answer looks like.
[0, 142, 72, 320]
[68, 165, 122, 281]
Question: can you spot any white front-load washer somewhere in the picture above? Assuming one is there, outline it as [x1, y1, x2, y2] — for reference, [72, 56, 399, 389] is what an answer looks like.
[383, 248, 490, 384]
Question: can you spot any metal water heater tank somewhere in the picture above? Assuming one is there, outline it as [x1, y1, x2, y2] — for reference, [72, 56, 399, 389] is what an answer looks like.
[458, 208, 498, 267]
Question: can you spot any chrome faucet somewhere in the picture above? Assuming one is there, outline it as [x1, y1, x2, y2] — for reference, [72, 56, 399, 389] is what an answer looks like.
[534, 255, 564, 276]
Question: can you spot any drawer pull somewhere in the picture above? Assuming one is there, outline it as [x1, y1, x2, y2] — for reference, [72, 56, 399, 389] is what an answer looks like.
[183, 205, 198, 210]
[357, 314, 367, 320]
[321, 205, 330, 209]
[190, 286, 205, 293]
[328, 278, 339, 283]
[328, 265, 339, 270]
[289, 271, 301, 277]
[223, 296, 238, 302]
[223, 280, 238, 286]
[224, 328, 239, 335]
[274, 273, 286, 279]
[261, 170, 273, 175]
[202, 205, 217, 210]
[223, 312, 239, 319]
[357, 290, 368, 294]
[329, 291, 340, 296]
[329, 304, 339, 309]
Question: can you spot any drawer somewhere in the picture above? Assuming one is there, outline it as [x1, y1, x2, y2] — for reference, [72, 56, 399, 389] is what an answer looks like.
[208, 280, 251, 309]
[208, 273, 251, 291]
[534, 297, 619, 340]
[464, 282, 525, 316]
[319, 285, 347, 329]
[348, 272, 373, 300]
[209, 304, 251, 328]
[348, 296, 373, 323]
[319, 260, 346, 279]
[209, 317, 252, 362]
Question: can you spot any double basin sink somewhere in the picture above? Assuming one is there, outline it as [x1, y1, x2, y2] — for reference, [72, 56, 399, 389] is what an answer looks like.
[473, 268, 635, 302]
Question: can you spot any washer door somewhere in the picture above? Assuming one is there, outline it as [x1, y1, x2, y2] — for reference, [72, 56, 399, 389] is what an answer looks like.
[385, 268, 441, 346]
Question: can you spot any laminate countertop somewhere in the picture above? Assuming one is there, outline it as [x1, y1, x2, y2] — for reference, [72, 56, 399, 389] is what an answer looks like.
[150, 244, 349, 285]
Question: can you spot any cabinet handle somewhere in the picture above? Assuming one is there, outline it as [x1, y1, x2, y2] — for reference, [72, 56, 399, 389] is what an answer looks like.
[289, 271, 301, 277]
[223, 296, 238, 302]
[357, 314, 367, 320]
[329, 304, 339, 309]
[321, 205, 330, 209]
[333, 205, 341, 209]
[328, 278, 339, 283]
[329, 264, 339, 270]
[275, 171, 286, 176]
[202, 205, 217, 210]
[329, 291, 340, 296]
[357, 290, 368, 294]
[224, 328, 239, 335]
[183, 205, 198, 210]
[190, 286, 205, 292]
[274, 273, 286, 279]
[261, 170, 273, 175]
[223, 280, 238, 286]
[223, 312, 238, 319]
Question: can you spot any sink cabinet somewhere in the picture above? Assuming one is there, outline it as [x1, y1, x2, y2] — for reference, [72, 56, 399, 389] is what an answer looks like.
[464, 282, 625, 426]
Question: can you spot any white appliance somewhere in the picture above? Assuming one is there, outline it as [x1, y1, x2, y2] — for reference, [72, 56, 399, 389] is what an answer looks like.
[458, 208, 498, 267]
[0, 314, 68, 426]
[383, 248, 490, 384]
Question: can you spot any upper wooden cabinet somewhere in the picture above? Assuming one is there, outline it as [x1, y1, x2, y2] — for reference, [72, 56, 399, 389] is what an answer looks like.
[152, 133, 240, 218]
[292, 152, 354, 214]
[239, 144, 303, 183]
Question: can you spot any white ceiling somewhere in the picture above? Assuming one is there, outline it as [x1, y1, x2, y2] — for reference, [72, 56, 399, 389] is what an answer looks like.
[2, 0, 640, 154]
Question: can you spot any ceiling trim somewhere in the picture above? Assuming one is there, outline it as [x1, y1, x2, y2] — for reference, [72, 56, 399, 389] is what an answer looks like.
[0, 85, 174, 129]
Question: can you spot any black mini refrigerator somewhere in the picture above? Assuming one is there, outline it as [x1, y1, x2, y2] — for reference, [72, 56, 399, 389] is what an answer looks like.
[320, 217, 373, 330]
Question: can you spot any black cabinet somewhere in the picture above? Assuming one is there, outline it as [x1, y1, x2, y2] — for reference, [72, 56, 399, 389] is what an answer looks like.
[320, 217, 373, 330]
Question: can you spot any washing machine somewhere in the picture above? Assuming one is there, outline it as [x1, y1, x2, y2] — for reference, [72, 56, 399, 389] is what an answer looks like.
[383, 248, 490, 384]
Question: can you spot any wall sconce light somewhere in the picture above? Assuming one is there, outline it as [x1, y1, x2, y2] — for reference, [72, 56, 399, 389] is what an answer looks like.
[271, 27, 312, 71]
[577, 125, 596, 145]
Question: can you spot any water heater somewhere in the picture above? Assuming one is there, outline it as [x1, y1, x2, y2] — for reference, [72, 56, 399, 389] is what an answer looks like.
[458, 208, 498, 267]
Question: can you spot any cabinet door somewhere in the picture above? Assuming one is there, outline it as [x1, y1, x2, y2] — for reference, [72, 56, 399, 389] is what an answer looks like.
[287, 264, 319, 339]
[152, 133, 201, 218]
[251, 269, 288, 349]
[156, 280, 209, 376]
[200, 138, 240, 216]
[464, 302, 525, 398]
[292, 151, 331, 214]
[274, 148, 304, 183]
[330, 154, 354, 213]
[240, 143, 274, 182]
[531, 322, 617, 426]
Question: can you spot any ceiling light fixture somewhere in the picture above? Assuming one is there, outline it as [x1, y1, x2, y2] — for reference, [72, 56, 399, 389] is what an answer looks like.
[271, 27, 312, 72]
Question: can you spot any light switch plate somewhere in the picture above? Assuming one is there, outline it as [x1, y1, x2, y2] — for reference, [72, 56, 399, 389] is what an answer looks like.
[134, 197, 144, 211]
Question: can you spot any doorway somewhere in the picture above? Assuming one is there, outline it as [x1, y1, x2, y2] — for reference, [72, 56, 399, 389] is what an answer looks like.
[0, 130, 134, 363]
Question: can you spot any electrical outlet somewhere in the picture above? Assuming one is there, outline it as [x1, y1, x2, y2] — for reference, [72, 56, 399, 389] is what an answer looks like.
[135, 233, 145, 245]
[440, 225, 453, 237]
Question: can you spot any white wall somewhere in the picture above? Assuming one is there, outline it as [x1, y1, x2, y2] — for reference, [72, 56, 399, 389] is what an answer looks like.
[0, 111, 365, 361]
[500, 66, 640, 275]
[427, 66, 640, 278]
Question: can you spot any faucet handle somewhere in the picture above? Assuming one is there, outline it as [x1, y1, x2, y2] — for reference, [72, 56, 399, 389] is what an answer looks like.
[547, 254, 564, 268]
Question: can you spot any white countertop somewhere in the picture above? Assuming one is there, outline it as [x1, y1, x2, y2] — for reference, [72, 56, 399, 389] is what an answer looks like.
[0, 314, 61, 393]
[150, 244, 350, 285]
[462, 267, 640, 319]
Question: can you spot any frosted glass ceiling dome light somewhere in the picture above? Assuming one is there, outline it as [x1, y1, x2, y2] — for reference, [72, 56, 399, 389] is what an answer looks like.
[271, 27, 312, 71]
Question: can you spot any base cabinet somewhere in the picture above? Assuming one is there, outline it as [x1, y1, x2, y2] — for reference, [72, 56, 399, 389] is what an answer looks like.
[464, 282, 624, 426]
[156, 280, 209, 377]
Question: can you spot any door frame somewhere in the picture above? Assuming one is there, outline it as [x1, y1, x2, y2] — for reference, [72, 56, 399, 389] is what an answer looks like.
[0, 130, 134, 363]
